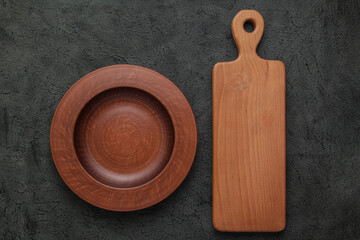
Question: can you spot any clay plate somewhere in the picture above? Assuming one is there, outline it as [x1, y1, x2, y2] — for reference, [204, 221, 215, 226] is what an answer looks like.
[50, 65, 197, 211]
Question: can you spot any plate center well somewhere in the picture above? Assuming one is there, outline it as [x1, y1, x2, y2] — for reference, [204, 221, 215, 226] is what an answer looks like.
[74, 87, 175, 188]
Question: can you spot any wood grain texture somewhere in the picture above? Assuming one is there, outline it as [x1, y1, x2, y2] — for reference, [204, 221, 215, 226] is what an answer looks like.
[50, 65, 197, 211]
[213, 10, 286, 232]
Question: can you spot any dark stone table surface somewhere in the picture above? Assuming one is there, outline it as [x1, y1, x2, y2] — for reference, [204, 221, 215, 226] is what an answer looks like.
[1, 0, 359, 239]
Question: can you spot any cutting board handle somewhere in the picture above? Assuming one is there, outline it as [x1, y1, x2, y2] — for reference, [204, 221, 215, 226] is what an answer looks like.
[231, 10, 264, 57]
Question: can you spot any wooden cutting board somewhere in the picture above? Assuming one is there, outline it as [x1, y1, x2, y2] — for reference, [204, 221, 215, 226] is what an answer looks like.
[213, 10, 286, 232]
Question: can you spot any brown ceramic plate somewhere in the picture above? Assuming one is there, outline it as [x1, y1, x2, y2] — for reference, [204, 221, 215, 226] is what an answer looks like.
[50, 65, 197, 211]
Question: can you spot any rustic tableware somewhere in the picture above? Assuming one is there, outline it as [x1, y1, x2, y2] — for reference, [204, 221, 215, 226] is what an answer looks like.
[51, 65, 197, 211]
[213, 10, 286, 231]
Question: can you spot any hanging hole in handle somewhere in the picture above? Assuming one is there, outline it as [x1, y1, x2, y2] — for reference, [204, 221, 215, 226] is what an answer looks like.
[244, 19, 255, 33]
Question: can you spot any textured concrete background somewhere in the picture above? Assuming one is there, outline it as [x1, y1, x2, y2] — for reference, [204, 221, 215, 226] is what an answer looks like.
[1, 0, 360, 239]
